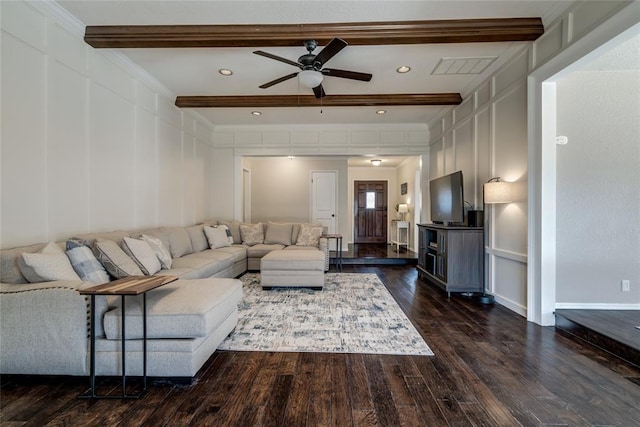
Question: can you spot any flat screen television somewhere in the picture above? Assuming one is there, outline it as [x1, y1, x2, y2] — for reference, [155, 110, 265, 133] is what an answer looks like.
[429, 171, 464, 225]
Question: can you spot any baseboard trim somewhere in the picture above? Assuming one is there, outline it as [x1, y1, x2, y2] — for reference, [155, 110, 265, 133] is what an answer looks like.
[555, 303, 640, 310]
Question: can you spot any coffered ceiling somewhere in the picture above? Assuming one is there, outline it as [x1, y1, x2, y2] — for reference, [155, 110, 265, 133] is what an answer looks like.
[57, 1, 572, 126]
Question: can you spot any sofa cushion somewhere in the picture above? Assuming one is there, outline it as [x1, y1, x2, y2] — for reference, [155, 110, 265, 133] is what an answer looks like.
[296, 224, 324, 247]
[204, 225, 231, 249]
[186, 225, 208, 252]
[246, 244, 284, 258]
[140, 234, 172, 269]
[170, 252, 234, 279]
[92, 239, 143, 279]
[19, 242, 81, 283]
[219, 221, 241, 244]
[66, 240, 110, 284]
[121, 237, 161, 275]
[103, 278, 243, 339]
[240, 223, 264, 246]
[209, 246, 247, 263]
[165, 227, 194, 258]
[264, 222, 293, 246]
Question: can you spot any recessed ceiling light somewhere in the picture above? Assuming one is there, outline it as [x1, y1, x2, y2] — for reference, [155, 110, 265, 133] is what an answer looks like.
[376, 110, 387, 115]
[251, 111, 262, 116]
[219, 69, 233, 76]
[371, 159, 382, 166]
[396, 66, 411, 73]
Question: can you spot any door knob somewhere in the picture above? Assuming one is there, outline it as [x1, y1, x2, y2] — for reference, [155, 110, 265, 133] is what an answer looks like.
[331, 214, 335, 217]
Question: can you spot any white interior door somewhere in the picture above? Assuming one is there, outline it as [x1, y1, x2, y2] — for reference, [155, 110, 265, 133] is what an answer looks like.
[311, 171, 337, 247]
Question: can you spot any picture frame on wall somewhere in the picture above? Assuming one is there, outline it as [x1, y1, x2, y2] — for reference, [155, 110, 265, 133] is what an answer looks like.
[401, 183, 407, 195]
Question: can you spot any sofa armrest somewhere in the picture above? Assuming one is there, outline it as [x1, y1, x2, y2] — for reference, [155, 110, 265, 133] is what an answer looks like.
[0, 281, 90, 375]
[319, 237, 330, 271]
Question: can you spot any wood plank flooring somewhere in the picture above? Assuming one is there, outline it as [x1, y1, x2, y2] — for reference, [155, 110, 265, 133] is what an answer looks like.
[2, 265, 640, 426]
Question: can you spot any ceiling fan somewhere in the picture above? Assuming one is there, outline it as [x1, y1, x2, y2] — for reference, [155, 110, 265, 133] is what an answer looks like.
[253, 38, 372, 98]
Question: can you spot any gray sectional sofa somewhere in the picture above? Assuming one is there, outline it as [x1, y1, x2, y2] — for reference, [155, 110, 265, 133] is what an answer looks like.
[0, 220, 328, 378]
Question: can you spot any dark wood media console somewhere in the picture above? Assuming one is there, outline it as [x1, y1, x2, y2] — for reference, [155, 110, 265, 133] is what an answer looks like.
[417, 224, 484, 296]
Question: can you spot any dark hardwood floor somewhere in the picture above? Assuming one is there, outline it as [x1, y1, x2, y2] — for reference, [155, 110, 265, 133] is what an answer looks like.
[2, 265, 640, 426]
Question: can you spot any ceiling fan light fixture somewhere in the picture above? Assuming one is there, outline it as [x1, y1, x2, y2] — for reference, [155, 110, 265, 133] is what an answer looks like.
[298, 70, 323, 88]
[218, 68, 233, 76]
[396, 66, 411, 73]
[371, 159, 382, 166]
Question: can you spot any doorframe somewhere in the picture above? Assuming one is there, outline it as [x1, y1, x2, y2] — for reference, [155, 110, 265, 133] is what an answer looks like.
[353, 180, 389, 244]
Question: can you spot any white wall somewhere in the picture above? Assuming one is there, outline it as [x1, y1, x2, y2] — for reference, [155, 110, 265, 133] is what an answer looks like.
[0, 1, 215, 249]
[395, 156, 423, 251]
[244, 157, 349, 241]
[555, 55, 640, 307]
[425, 0, 639, 321]
[428, 50, 530, 316]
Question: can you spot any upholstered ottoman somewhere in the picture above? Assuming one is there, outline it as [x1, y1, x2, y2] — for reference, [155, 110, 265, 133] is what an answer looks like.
[260, 249, 325, 290]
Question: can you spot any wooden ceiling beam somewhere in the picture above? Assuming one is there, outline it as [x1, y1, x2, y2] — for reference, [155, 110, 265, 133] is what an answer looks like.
[174, 93, 462, 108]
[85, 18, 543, 48]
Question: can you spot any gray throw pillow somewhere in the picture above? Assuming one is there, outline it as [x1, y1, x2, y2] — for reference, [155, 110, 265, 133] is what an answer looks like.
[92, 239, 143, 279]
[19, 242, 81, 283]
[204, 225, 231, 249]
[121, 237, 161, 275]
[296, 224, 324, 247]
[264, 222, 293, 246]
[66, 240, 110, 284]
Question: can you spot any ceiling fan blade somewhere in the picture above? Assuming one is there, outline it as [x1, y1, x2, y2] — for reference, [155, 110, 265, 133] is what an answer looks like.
[323, 68, 373, 82]
[253, 50, 303, 68]
[313, 38, 347, 66]
[312, 84, 326, 99]
[259, 72, 299, 89]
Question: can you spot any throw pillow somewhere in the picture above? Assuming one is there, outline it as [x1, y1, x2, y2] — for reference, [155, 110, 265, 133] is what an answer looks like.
[240, 223, 264, 246]
[296, 224, 324, 247]
[204, 225, 231, 249]
[220, 221, 241, 244]
[264, 222, 293, 246]
[66, 240, 110, 284]
[186, 225, 209, 252]
[121, 237, 161, 275]
[140, 234, 172, 269]
[19, 242, 81, 283]
[92, 239, 144, 279]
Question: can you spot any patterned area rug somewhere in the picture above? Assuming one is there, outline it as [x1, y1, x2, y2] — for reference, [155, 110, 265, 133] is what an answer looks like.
[218, 273, 434, 356]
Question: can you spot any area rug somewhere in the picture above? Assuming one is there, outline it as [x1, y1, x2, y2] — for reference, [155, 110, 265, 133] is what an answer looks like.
[217, 273, 434, 356]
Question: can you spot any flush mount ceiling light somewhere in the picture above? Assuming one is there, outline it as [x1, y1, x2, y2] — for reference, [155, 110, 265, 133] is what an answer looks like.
[251, 111, 262, 116]
[288, 155, 295, 160]
[298, 70, 324, 88]
[371, 159, 382, 166]
[396, 66, 411, 73]
[376, 110, 387, 114]
[218, 68, 233, 76]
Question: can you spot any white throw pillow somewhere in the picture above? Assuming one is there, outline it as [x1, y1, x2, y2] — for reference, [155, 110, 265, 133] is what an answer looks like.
[240, 222, 264, 246]
[204, 225, 231, 249]
[19, 242, 81, 282]
[295, 224, 324, 247]
[140, 234, 172, 269]
[121, 237, 162, 275]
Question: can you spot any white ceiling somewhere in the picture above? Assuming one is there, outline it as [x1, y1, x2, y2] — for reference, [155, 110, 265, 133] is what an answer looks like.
[57, 1, 572, 127]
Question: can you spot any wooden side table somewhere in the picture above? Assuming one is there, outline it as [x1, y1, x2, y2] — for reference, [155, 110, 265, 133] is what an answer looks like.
[79, 275, 177, 399]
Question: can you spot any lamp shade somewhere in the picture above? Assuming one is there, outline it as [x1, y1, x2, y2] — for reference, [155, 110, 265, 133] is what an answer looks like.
[298, 70, 323, 88]
[483, 181, 512, 204]
[398, 204, 409, 213]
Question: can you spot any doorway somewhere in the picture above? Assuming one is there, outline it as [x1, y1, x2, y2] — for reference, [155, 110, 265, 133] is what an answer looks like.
[354, 181, 388, 243]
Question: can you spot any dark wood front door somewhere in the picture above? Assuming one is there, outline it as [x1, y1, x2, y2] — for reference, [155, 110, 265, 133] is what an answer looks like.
[354, 181, 388, 243]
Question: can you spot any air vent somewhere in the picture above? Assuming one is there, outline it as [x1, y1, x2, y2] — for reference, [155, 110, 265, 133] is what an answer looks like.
[431, 57, 497, 75]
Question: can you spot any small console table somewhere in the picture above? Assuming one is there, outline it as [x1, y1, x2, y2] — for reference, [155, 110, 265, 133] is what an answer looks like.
[391, 220, 410, 252]
[324, 234, 343, 271]
[79, 275, 177, 399]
